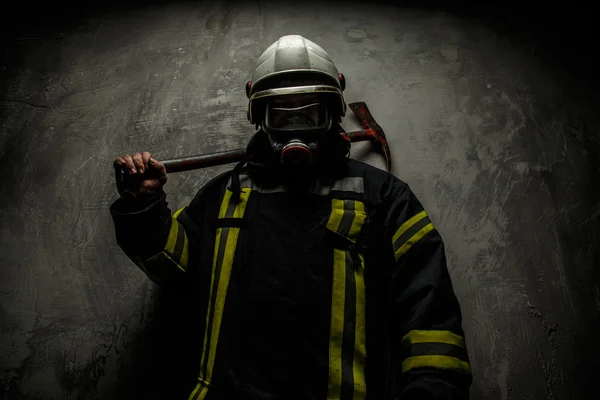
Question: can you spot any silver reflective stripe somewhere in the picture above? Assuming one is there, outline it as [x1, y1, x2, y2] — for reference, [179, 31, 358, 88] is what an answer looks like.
[233, 175, 364, 195]
[249, 85, 343, 102]
[239, 175, 259, 190]
[315, 177, 363, 195]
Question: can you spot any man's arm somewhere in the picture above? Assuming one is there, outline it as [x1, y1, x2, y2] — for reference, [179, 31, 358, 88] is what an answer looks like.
[383, 182, 472, 399]
[110, 189, 191, 285]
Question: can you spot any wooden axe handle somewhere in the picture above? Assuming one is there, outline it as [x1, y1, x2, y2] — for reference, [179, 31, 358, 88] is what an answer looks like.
[158, 102, 391, 173]
[156, 128, 379, 173]
[114, 102, 392, 186]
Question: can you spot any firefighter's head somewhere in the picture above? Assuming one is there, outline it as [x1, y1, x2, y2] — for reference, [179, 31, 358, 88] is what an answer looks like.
[246, 35, 347, 167]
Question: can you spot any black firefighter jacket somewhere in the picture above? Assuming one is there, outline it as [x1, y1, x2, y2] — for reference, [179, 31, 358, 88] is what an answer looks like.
[109, 130, 472, 400]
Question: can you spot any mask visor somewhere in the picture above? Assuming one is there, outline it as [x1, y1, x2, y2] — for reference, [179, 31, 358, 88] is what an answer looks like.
[264, 93, 330, 132]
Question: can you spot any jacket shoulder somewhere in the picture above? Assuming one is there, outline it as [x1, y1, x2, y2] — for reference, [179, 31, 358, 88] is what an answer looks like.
[190, 169, 234, 204]
[175, 169, 234, 236]
[346, 159, 409, 203]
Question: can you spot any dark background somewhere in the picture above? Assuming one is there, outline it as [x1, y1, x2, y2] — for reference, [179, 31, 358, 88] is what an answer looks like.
[1, 1, 598, 399]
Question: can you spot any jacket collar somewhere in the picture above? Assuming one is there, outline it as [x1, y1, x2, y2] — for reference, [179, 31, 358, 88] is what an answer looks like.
[243, 128, 351, 186]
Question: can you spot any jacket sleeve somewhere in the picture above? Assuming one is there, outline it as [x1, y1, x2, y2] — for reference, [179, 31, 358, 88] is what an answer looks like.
[109, 189, 193, 285]
[383, 182, 472, 400]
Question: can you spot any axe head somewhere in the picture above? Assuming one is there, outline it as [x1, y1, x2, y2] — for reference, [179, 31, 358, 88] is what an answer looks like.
[348, 102, 392, 172]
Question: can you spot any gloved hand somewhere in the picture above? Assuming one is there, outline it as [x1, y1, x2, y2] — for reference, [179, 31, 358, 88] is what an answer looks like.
[113, 151, 167, 198]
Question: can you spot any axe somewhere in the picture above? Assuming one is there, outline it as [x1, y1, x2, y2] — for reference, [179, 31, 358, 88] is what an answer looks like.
[115, 101, 391, 184]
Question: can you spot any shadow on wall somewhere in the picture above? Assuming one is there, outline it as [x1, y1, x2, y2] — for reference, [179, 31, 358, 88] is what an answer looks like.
[2, 283, 200, 399]
[2, 0, 597, 103]
[110, 284, 200, 399]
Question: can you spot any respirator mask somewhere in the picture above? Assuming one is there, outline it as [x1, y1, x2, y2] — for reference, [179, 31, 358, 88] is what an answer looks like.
[261, 92, 333, 166]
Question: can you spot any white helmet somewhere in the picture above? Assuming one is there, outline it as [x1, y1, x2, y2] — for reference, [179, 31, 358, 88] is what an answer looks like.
[246, 34, 347, 128]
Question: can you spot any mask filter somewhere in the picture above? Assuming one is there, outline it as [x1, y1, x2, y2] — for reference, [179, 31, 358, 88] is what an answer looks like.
[280, 139, 313, 165]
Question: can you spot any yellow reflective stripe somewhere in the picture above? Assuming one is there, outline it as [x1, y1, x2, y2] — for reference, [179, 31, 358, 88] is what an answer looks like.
[402, 355, 472, 374]
[353, 253, 367, 399]
[188, 383, 201, 400]
[328, 248, 346, 400]
[195, 226, 222, 396]
[327, 198, 346, 232]
[327, 200, 366, 243]
[193, 189, 251, 400]
[198, 385, 209, 400]
[188, 382, 209, 400]
[394, 223, 434, 260]
[327, 200, 367, 400]
[139, 251, 186, 282]
[165, 215, 179, 254]
[180, 233, 189, 268]
[218, 190, 232, 218]
[402, 330, 465, 348]
[174, 207, 185, 218]
[232, 191, 250, 218]
[153, 207, 189, 271]
[206, 222, 239, 374]
[392, 210, 427, 244]
[348, 202, 366, 240]
[146, 251, 186, 272]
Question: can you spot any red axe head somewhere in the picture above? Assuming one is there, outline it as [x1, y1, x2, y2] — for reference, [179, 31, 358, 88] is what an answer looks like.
[346, 102, 392, 172]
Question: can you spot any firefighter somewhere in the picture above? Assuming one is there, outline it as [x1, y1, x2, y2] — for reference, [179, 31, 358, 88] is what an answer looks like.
[110, 34, 472, 400]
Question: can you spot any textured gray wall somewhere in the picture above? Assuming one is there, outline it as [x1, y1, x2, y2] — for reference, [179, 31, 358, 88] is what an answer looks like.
[1, 1, 598, 399]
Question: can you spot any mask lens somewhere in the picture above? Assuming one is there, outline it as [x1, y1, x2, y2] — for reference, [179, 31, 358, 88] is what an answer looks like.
[266, 94, 328, 131]
[269, 103, 325, 129]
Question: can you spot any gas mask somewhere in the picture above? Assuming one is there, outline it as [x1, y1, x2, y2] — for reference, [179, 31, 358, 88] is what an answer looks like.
[261, 93, 333, 166]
